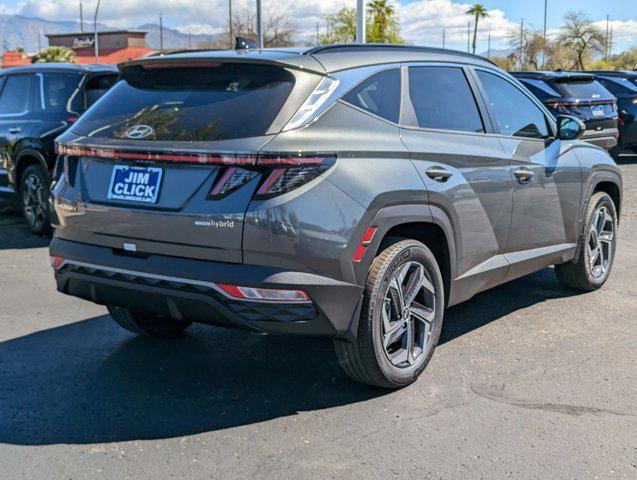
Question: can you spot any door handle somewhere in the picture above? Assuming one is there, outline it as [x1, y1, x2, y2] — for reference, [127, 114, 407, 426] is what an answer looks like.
[513, 167, 534, 184]
[425, 166, 453, 182]
[8, 127, 21, 134]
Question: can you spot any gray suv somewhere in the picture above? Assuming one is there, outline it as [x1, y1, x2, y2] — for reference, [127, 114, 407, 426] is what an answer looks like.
[50, 45, 622, 388]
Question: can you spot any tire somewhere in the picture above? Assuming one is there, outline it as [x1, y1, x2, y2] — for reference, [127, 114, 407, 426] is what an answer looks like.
[555, 192, 618, 291]
[20, 164, 51, 236]
[334, 239, 445, 389]
[107, 306, 192, 338]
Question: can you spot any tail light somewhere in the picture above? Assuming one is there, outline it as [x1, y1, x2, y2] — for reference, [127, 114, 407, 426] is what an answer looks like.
[209, 154, 336, 200]
[56, 143, 335, 200]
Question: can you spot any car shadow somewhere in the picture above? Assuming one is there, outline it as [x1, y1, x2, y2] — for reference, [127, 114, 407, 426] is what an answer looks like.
[0, 266, 586, 446]
[0, 212, 50, 250]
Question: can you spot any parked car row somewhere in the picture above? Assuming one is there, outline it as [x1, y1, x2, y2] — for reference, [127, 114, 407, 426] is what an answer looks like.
[42, 45, 622, 388]
[0, 63, 118, 234]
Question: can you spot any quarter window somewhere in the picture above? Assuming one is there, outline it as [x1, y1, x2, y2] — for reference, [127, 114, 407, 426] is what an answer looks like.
[477, 71, 549, 139]
[342, 69, 401, 123]
[408, 66, 484, 133]
[0, 75, 31, 115]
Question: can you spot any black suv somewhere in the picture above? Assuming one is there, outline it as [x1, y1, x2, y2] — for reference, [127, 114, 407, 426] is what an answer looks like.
[584, 70, 637, 156]
[0, 63, 118, 234]
[50, 46, 622, 388]
[511, 71, 619, 150]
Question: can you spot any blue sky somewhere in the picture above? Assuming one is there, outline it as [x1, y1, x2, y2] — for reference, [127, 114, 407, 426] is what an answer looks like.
[1, 0, 635, 51]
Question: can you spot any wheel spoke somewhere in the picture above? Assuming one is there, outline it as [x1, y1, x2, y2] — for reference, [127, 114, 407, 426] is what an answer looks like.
[389, 277, 405, 311]
[403, 263, 424, 307]
[405, 320, 415, 365]
[383, 321, 406, 348]
[589, 246, 600, 268]
[411, 304, 435, 324]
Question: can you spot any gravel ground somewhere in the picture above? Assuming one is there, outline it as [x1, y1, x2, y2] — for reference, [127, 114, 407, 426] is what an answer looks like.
[0, 159, 635, 480]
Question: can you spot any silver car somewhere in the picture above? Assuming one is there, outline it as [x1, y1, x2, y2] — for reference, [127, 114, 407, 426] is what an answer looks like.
[50, 45, 622, 388]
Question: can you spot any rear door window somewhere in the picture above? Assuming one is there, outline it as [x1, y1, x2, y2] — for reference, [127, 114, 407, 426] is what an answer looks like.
[342, 69, 401, 123]
[597, 77, 637, 97]
[85, 74, 118, 108]
[71, 64, 296, 141]
[38, 72, 84, 113]
[476, 70, 549, 139]
[408, 66, 484, 133]
[0, 75, 32, 116]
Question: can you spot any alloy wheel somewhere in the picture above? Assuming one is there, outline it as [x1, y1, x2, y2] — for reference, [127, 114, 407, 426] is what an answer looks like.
[22, 172, 47, 232]
[381, 261, 436, 368]
[587, 205, 615, 279]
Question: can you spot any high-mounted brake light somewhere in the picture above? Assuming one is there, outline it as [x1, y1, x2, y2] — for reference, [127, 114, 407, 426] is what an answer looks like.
[283, 76, 340, 131]
[217, 284, 310, 303]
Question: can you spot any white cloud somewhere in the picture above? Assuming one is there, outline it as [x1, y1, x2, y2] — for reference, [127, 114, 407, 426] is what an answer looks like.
[7, 0, 637, 51]
[398, 0, 517, 50]
[175, 23, 225, 36]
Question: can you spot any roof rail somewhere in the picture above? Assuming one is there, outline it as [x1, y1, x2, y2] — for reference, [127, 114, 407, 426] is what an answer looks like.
[305, 43, 497, 66]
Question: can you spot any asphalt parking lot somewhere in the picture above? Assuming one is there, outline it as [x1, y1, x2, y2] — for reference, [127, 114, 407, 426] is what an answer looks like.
[0, 159, 635, 480]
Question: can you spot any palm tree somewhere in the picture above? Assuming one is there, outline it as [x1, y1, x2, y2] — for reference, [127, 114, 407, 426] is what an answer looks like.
[32, 46, 76, 64]
[367, 0, 400, 44]
[466, 4, 488, 54]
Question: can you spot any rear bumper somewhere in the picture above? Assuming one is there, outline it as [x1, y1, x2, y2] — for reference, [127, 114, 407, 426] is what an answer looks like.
[50, 237, 363, 339]
[582, 127, 618, 150]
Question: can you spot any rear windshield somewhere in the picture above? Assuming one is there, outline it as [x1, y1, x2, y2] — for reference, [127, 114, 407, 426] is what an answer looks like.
[550, 79, 614, 100]
[71, 63, 295, 141]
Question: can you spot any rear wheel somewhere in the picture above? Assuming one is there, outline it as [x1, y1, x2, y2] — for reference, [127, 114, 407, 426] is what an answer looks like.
[555, 192, 617, 291]
[107, 306, 192, 338]
[334, 239, 445, 389]
[20, 164, 51, 236]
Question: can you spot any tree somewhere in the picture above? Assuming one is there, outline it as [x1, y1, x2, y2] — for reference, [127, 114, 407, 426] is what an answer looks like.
[367, 0, 402, 44]
[32, 46, 76, 64]
[231, 9, 297, 47]
[507, 27, 553, 70]
[466, 4, 488, 55]
[320, 7, 358, 44]
[558, 11, 605, 70]
[320, 4, 403, 45]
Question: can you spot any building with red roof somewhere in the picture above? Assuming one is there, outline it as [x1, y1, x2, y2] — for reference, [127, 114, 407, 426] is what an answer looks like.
[45, 30, 154, 65]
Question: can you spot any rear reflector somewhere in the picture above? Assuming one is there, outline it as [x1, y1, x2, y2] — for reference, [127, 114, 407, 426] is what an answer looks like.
[217, 284, 310, 303]
[50, 256, 65, 269]
[352, 227, 377, 263]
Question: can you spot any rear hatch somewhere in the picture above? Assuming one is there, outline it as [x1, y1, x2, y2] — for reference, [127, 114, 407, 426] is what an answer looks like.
[54, 60, 328, 263]
[545, 75, 617, 124]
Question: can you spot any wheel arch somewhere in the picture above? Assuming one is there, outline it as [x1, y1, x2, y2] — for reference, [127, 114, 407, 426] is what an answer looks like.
[364, 204, 457, 307]
[15, 149, 49, 192]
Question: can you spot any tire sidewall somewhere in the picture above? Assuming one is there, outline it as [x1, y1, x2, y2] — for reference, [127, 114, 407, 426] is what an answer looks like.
[583, 193, 617, 288]
[368, 240, 445, 387]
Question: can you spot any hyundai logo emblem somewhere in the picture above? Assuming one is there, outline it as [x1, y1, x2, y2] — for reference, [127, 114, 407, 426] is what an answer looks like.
[125, 124, 155, 139]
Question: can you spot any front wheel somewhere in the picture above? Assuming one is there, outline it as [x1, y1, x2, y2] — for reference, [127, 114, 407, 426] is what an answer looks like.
[555, 192, 618, 291]
[334, 239, 445, 389]
[107, 306, 192, 338]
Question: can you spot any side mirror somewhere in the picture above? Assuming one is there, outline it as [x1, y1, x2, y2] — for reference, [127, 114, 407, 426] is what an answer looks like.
[556, 115, 586, 141]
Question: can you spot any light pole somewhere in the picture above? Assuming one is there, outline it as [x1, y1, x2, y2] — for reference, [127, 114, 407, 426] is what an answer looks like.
[93, 0, 101, 64]
[356, 0, 365, 43]
[228, 0, 233, 48]
[256, 0, 263, 48]
[159, 13, 164, 51]
[542, 0, 547, 68]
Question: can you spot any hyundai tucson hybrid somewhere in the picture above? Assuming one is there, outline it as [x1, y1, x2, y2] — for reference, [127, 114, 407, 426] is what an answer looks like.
[584, 70, 637, 156]
[510, 71, 619, 150]
[0, 63, 118, 234]
[50, 45, 622, 388]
